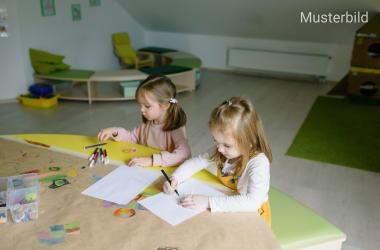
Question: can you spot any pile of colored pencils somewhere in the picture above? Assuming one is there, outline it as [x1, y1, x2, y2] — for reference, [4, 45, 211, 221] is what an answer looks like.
[87, 147, 109, 167]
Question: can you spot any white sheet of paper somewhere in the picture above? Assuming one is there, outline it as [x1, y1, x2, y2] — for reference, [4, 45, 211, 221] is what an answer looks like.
[81, 165, 160, 205]
[138, 179, 225, 226]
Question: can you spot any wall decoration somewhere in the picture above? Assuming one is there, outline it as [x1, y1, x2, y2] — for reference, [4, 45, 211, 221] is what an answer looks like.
[71, 4, 81, 21]
[40, 0, 56, 17]
[0, 8, 8, 37]
[89, 0, 101, 7]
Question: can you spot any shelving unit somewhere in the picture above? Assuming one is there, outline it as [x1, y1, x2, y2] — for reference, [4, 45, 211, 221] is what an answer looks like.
[34, 69, 196, 104]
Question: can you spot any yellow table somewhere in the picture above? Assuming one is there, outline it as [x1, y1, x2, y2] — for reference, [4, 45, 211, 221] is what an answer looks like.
[0, 134, 281, 250]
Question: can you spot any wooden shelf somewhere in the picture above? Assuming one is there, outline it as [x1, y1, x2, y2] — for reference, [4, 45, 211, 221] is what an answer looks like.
[35, 69, 196, 103]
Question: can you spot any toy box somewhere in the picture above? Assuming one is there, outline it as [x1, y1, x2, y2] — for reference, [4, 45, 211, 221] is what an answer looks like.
[351, 13, 380, 69]
[348, 69, 380, 100]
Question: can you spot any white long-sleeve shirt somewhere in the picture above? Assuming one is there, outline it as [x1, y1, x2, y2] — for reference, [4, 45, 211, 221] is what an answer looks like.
[172, 151, 270, 212]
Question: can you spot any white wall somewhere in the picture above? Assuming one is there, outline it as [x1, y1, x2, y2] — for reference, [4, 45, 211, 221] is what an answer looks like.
[146, 31, 353, 81]
[0, 0, 27, 100]
[123, 0, 377, 82]
[0, 0, 145, 100]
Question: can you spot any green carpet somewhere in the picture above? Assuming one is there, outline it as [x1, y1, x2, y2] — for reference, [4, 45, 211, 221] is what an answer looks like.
[287, 96, 380, 172]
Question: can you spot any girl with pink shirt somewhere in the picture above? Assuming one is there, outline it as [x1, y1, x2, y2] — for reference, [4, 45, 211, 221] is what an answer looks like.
[97, 75, 191, 167]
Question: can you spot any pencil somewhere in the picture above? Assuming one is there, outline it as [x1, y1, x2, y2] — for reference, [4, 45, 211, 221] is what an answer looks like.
[84, 143, 107, 149]
[88, 147, 99, 160]
[161, 169, 179, 196]
[25, 139, 50, 148]
[103, 149, 109, 165]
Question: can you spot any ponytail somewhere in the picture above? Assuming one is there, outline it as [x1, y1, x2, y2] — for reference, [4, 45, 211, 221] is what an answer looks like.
[163, 102, 187, 131]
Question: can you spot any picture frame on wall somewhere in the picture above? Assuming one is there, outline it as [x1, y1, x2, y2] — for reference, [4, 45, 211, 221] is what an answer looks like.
[89, 0, 101, 7]
[40, 0, 56, 17]
[0, 8, 9, 37]
[71, 4, 82, 21]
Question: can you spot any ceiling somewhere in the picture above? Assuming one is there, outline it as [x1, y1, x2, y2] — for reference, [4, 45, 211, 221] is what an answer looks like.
[117, 0, 380, 44]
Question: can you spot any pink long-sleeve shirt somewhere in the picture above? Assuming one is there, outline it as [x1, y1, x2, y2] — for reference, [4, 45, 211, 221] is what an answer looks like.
[113, 122, 191, 167]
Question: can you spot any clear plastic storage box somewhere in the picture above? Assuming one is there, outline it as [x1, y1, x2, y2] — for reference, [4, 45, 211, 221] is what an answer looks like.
[7, 173, 39, 222]
[0, 177, 7, 225]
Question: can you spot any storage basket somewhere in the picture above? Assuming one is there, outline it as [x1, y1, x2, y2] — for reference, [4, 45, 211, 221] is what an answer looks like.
[18, 94, 58, 108]
[120, 80, 140, 98]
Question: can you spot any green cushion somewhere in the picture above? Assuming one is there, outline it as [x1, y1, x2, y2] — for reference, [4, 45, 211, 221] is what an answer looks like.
[270, 188, 345, 249]
[114, 44, 137, 65]
[54, 63, 70, 71]
[170, 58, 202, 68]
[140, 65, 192, 75]
[32, 63, 58, 75]
[29, 48, 65, 64]
[35, 69, 95, 80]
[139, 47, 178, 54]
[115, 44, 136, 57]
[32, 62, 71, 75]
[163, 51, 202, 68]
[29, 48, 72, 74]
[112, 32, 132, 45]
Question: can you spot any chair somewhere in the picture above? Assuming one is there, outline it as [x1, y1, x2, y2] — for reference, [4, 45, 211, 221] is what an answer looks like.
[111, 32, 154, 69]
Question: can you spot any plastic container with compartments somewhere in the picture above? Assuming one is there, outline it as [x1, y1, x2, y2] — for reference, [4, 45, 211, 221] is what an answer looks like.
[0, 177, 7, 225]
[7, 173, 39, 223]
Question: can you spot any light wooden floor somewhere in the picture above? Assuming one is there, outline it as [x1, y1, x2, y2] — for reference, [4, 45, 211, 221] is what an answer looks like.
[0, 70, 379, 250]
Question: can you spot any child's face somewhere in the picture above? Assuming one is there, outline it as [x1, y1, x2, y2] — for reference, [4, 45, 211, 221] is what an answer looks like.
[211, 129, 241, 160]
[138, 92, 169, 123]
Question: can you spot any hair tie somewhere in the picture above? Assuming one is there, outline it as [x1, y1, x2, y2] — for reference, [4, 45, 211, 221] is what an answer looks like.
[169, 98, 178, 104]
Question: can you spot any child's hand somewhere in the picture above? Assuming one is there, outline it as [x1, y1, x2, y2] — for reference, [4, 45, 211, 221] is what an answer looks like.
[128, 157, 153, 167]
[163, 177, 178, 194]
[97, 127, 118, 142]
[180, 195, 209, 210]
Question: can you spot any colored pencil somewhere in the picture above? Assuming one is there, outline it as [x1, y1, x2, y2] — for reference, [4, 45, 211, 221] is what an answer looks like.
[84, 143, 107, 149]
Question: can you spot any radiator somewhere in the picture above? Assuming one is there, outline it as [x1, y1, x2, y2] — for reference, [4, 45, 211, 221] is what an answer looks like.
[227, 48, 331, 79]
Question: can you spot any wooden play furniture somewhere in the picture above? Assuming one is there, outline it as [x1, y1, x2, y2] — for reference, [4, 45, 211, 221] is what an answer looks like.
[34, 68, 196, 104]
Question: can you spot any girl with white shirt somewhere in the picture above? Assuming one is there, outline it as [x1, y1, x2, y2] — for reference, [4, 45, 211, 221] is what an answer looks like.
[164, 97, 272, 226]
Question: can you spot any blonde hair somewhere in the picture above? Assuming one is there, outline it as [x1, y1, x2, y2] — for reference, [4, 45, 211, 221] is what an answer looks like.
[135, 74, 187, 131]
[209, 97, 272, 176]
